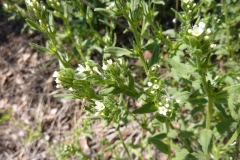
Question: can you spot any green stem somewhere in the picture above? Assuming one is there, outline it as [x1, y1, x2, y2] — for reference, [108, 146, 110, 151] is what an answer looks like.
[117, 129, 131, 159]
[222, 0, 233, 59]
[166, 121, 172, 160]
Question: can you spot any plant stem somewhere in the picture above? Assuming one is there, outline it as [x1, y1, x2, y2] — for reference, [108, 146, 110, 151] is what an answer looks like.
[166, 121, 172, 160]
[117, 129, 131, 159]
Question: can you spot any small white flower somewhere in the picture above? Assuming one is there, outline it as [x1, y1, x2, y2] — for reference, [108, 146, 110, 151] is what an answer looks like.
[193, 3, 196, 7]
[172, 18, 176, 24]
[118, 58, 123, 65]
[153, 84, 160, 90]
[158, 106, 168, 116]
[188, 29, 193, 34]
[188, 10, 192, 13]
[182, 0, 190, 3]
[176, 99, 181, 103]
[52, 71, 59, 77]
[191, 25, 204, 36]
[150, 90, 155, 94]
[68, 87, 74, 91]
[187, 5, 190, 8]
[206, 28, 211, 34]
[204, 35, 210, 40]
[55, 78, 61, 84]
[198, 22, 206, 29]
[106, 59, 113, 65]
[165, 104, 170, 108]
[77, 64, 85, 74]
[93, 67, 102, 75]
[147, 82, 153, 87]
[210, 44, 216, 48]
[56, 84, 63, 88]
[95, 101, 105, 111]
[159, 102, 162, 105]
[102, 63, 108, 70]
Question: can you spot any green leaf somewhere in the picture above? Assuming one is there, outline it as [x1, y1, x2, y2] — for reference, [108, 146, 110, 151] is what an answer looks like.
[152, 0, 165, 5]
[213, 118, 238, 140]
[94, 8, 116, 17]
[148, 138, 169, 154]
[99, 87, 115, 95]
[167, 130, 178, 139]
[167, 59, 197, 80]
[155, 114, 167, 123]
[30, 43, 53, 55]
[179, 131, 194, 138]
[0, 109, 12, 124]
[148, 42, 160, 68]
[127, 70, 135, 90]
[227, 84, 240, 121]
[104, 47, 134, 57]
[172, 148, 189, 160]
[26, 18, 41, 31]
[53, 94, 74, 99]
[198, 129, 212, 155]
[132, 103, 157, 114]
[172, 91, 190, 103]
[49, 12, 56, 34]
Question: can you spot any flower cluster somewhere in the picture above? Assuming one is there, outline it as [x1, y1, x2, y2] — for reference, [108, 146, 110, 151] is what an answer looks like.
[47, 0, 61, 9]
[147, 78, 163, 94]
[158, 97, 181, 116]
[52, 71, 63, 88]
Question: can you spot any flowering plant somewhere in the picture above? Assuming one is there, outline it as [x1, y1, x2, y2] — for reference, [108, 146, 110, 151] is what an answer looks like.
[3, 0, 240, 159]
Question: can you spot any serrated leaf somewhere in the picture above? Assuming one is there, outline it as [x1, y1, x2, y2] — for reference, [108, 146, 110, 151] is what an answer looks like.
[132, 103, 157, 114]
[198, 129, 212, 155]
[26, 18, 41, 31]
[104, 47, 134, 57]
[172, 148, 189, 160]
[148, 42, 160, 68]
[30, 43, 53, 55]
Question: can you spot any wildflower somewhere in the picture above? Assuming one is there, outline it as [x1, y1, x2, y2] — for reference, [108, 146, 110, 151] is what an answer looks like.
[68, 87, 74, 91]
[172, 18, 176, 24]
[158, 106, 168, 116]
[52, 71, 59, 77]
[93, 67, 102, 75]
[206, 28, 211, 34]
[150, 90, 155, 94]
[191, 22, 205, 36]
[182, 0, 190, 3]
[55, 78, 61, 84]
[204, 35, 210, 40]
[210, 44, 216, 48]
[77, 64, 85, 74]
[147, 82, 153, 87]
[153, 84, 160, 90]
[102, 63, 108, 70]
[95, 101, 105, 111]
[193, 3, 196, 7]
[106, 59, 113, 65]
[56, 84, 63, 88]
[118, 58, 123, 65]
[165, 103, 170, 108]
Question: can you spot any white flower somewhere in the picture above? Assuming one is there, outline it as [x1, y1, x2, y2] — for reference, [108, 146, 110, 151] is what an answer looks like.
[193, 3, 196, 7]
[191, 24, 204, 36]
[158, 106, 168, 116]
[56, 84, 63, 88]
[93, 67, 102, 75]
[52, 71, 59, 77]
[206, 28, 211, 34]
[102, 63, 108, 70]
[159, 102, 162, 105]
[106, 59, 113, 65]
[55, 78, 61, 84]
[95, 101, 105, 111]
[188, 29, 193, 34]
[68, 87, 74, 91]
[210, 44, 216, 48]
[166, 97, 170, 102]
[153, 84, 160, 90]
[198, 22, 206, 29]
[182, 0, 190, 3]
[118, 58, 123, 65]
[165, 104, 170, 108]
[147, 82, 153, 87]
[204, 35, 210, 40]
[176, 99, 181, 103]
[77, 64, 85, 74]
[172, 18, 176, 24]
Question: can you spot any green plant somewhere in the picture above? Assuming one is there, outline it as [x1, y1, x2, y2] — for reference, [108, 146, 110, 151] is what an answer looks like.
[4, 0, 240, 159]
